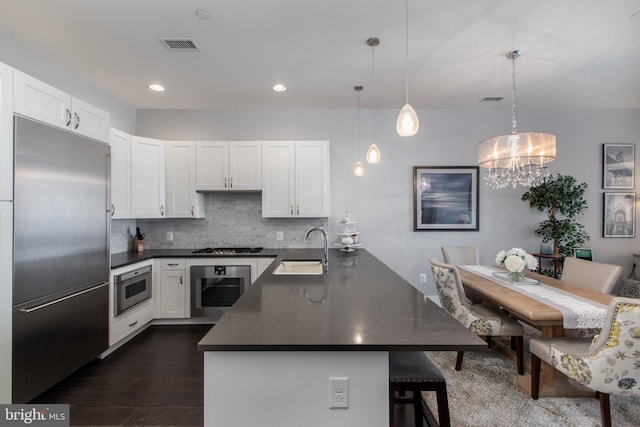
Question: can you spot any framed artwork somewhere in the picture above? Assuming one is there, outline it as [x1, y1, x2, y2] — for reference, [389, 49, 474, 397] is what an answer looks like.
[603, 192, 635, 238]
[413, 166, 479, 231]
[603, 144, 635, 189]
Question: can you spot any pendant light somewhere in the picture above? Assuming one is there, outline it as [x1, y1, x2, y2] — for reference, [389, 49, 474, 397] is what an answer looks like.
[477, 50, 556, 189]
[396, 0, 419, 137]
[353, 85, 365, 177]
[366, 37, 381, 164]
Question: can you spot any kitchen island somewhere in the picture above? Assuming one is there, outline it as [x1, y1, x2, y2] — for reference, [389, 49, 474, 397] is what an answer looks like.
[198, 249, 485, 426]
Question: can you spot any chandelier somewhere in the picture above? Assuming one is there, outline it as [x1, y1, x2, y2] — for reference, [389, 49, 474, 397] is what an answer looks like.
[477, 50, 556, 189]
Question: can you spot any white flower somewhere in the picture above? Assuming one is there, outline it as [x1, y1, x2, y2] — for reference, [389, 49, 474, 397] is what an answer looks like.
[495, 247, 538, 273]
[504, 254, 526, 272]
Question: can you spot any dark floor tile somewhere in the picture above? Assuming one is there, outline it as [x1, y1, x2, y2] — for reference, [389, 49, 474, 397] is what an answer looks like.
[70, 406, 137, 426]
[125, 407, 203, 426]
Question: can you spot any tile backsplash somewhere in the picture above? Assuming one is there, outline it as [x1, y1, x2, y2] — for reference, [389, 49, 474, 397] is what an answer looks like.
[111, 192, 328, 253]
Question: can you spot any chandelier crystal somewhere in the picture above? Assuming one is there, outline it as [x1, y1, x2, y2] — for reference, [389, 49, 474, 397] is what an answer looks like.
[477, 50, 556, 189]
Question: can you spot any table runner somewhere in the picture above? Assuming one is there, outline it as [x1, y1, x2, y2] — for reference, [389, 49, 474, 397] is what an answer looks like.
[459, 265, 607, 329]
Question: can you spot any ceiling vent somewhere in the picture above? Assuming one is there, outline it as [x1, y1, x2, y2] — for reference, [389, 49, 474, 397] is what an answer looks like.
[480, 96, 504, 103]
[158, 38, 201, 52]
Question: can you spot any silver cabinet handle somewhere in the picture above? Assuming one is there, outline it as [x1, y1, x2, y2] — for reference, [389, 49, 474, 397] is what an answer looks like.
[110, 204, 115, 216]
[296, 205, 300, 216]
[290, 205, 294, 215]
[74, 112, 80, 129]
[229, 177, 233, 188]
[65, 108, 72, 126]
[191, 206, 194, 216]
[167, 263, 179, 267]
[128, 320, 138, 327]
[224, 177, 228, 188]
[160, 205, 165, 216]
[180, 274, 183, 285]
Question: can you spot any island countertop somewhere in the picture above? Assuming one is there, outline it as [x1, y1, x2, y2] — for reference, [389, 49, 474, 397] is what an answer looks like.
[198, 249, 486, 352]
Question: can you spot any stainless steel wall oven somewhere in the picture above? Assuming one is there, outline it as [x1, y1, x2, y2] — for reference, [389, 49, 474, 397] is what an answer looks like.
[114, 264, 152, 316]
[190, 265, 251, 319]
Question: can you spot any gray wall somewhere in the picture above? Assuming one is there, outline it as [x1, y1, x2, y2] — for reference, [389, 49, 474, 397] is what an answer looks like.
[136, 107, 640, 296]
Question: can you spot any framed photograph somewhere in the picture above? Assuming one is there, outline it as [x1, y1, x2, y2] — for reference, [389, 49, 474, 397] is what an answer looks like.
[603, 144, 635, 189]
[603, 192, 635, 238]
[413, 166, 479, 231]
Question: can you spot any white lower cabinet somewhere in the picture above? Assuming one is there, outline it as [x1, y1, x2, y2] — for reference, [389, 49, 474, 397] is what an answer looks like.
[257, 257, 276, 278]
[109, 300, 153, 346]
[158, 258, 187, 318]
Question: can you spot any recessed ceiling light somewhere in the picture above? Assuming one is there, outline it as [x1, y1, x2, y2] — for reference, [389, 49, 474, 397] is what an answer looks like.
[272, 83, 287, 92]
[195, 9, 210, 19]
[148, 83, 165, 92]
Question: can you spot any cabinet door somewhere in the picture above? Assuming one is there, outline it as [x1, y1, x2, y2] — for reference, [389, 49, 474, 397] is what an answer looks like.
[229, 141, 262, 190]
[160, 270, 186, 318]
[71, 97, 110, 143]
[110, 128, 131, 219]
[13, 70, 71, 130]
[262, 141, 295, 217]
[131, 136, 165, 218]
[295, 140, 329, 217]
[0, 62, 13, 202]
[165, 141, 203, 218]
[195, 141, 228, 191]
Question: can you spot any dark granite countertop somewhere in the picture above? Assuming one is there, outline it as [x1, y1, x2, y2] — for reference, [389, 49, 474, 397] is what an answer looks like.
[111, 248, 281, 269]
[198, 249, 487, 352]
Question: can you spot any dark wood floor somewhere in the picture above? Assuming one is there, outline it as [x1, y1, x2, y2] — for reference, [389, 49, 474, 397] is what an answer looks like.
[32, 324, 420, 427]
[33, 324, 212, 426]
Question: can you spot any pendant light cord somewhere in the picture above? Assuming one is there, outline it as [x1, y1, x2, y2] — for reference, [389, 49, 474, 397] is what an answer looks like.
[510, 51, 519, 134]
[404, 0, 409, 104]
[371, 42, 376, 143]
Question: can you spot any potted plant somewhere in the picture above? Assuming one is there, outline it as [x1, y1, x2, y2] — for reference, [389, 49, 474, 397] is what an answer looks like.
[521, 174, 589, 277]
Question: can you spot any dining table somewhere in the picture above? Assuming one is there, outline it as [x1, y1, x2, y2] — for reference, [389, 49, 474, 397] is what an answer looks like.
[457, 265, 613, 398]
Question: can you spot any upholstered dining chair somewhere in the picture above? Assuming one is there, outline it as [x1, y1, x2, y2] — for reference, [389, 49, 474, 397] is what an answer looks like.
[561, 257, 623, 294]
[530, 297, 640, 427]
[429, 257, 524, 374]
[441, 246, 482, 303]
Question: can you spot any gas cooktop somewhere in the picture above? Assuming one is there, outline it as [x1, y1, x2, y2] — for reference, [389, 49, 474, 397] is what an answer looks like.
[192, 247, 264, 254]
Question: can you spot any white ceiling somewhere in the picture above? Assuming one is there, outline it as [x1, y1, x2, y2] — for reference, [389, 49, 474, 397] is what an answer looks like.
[1, 0, 639, 110]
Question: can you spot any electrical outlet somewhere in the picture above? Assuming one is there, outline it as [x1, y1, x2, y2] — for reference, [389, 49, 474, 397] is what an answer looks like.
[419, 273, 427, 283]
[276, 231, 283, 241]
[329, 377, 349, 409]
[166, 232, 173, 241]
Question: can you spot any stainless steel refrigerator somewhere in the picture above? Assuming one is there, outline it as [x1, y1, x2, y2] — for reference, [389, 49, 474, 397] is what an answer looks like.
[12, 115, 110, 403]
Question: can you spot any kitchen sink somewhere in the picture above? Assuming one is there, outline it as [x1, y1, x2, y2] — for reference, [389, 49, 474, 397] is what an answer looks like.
[272, 260, 324, 275]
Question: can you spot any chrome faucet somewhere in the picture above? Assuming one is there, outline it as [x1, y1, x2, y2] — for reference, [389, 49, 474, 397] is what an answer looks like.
[304, 226, 328, 267]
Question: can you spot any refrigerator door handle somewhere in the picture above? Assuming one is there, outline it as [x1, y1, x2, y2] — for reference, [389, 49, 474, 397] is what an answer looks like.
[19, 282, 109, 313]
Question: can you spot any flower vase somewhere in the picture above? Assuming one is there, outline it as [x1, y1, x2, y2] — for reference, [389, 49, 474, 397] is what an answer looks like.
[509, 271, 524, 282]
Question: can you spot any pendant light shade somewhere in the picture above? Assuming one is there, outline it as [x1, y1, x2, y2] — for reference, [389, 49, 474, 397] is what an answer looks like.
[396, 0, 419, 137]
[353, 161, 365, 177]
[396, 104, 419, 137]
[477, 50, 556, 189]
[366, 144, 381, 164]
[366, 37, 382, 164]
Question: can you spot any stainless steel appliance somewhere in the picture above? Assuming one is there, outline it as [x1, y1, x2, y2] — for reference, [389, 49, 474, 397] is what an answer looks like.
[12, 115, 110, 403]
[114, 265, 152, 316]
[191, 265, 251, 319]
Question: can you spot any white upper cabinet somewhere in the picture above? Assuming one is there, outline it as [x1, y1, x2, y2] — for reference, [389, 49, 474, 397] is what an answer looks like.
[13, 70, 110, 143]
[196, 141, 262, 191]
[262, 140, 329, 218]
[109, 128, 131, 219]
[0, 62, 13, 202]
[165, 141, 204, 218]
[131, 136, 165, 218]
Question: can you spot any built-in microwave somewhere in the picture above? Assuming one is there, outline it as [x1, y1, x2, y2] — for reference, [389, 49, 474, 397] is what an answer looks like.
[113, 264, 152, 316]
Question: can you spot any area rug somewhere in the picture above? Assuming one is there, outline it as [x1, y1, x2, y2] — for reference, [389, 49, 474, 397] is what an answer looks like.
[423, 350, 640, 426]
